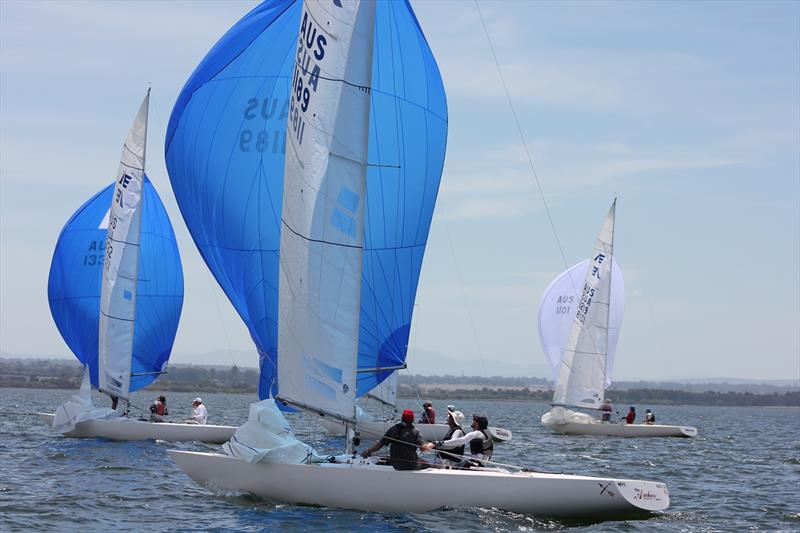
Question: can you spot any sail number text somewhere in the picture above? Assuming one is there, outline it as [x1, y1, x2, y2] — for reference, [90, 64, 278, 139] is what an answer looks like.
[288, 9, 329, 147]
[83, 239, 106, 267]
[239, 97, 289, 154]
[103, 214, 118, 272]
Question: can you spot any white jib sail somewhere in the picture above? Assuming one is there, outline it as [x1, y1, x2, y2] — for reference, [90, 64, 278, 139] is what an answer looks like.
[552, 199, 616, 409]
[277, 1, 376, 421]
[98, 91, 149, 399]
[538, 258, 625, 385]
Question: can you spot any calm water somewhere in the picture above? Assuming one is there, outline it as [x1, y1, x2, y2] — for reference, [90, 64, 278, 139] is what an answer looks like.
[1, 388, 798, 532]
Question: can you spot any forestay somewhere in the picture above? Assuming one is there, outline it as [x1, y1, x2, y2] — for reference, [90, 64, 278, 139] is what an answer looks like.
[538, 259, 624, 384]
[552, 200, 616, 409]
[98, 92, 149, 399]
[165, 0, 447, 403]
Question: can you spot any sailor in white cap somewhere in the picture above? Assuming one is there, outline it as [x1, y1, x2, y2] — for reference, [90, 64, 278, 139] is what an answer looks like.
[434, 410, 467, 465]
[186, 397, 208, 425]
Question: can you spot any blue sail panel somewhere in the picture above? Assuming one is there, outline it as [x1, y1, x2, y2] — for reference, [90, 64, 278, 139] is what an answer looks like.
[356, 0, 448, 396]
[47, 177, 184, 392]
[165, 0, 447, 401]
[166, 0, 299, 401]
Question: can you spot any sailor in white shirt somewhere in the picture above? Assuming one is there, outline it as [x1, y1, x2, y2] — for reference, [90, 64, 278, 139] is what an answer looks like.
[436, 414, 493, 466]
[435, 410, 467, 465]
[187, 397, 208, 425]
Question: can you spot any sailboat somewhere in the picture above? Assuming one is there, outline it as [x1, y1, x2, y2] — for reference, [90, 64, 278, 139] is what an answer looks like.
[539, 200, 697, 438]
[38, 91, 236, 443]
[166, 0, 669, 517]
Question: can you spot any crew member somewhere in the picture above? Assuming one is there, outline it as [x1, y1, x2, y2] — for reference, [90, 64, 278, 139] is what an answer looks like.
[601, 399, 613, 422]
[435, 414, 493, 467]
[186, 397, 208, 425]
[435, 410, 466, 465]
[419, 401, 436, 424]
[361, 409, 434, 470]
[149, 395, 168, 422]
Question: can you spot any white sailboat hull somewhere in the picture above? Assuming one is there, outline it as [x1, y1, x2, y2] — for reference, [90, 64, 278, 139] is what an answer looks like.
[168, 450, 668, 517]
[321, 418, 512, 443]
[544, 420, 697, 438]
[38, 413, 236, 443]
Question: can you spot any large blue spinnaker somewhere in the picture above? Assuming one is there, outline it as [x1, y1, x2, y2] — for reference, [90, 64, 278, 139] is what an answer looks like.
[47, 178, 184, 392]
[165, 0, 447, 400]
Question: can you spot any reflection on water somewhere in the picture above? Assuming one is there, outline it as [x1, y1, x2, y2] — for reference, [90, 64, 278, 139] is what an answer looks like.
[1, 388, 798, 531]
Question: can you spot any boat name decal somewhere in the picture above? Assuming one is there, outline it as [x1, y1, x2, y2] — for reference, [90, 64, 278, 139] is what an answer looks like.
[633, 488, 658, 501]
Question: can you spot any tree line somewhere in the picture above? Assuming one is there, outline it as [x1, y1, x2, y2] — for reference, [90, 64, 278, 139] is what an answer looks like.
[0, 358, 258, 393]
[398, 385, 800, 406]
[2, 358, 798, 406]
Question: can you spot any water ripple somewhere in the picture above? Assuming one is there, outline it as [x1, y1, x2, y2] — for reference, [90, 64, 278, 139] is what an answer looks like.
[1, 389, 798, 532]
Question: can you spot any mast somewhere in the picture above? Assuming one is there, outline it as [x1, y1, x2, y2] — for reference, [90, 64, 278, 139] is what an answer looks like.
[98, 89, 149, 400]
[602, 198, 617, 390]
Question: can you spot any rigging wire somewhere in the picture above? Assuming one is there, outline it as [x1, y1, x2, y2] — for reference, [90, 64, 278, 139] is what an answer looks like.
[473, 0, 570, 273]
[442, 221, 489, 379]
[474, 1, 616, 401]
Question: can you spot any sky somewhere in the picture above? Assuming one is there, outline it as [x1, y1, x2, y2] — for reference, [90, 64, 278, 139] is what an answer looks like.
[1, 0, 798, 381]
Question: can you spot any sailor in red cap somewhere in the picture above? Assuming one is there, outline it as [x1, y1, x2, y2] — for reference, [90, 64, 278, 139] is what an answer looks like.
[360, 409, 435, 470]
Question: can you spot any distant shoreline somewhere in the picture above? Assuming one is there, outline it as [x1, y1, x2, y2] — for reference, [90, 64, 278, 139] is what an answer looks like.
[1, 383, 797, 408]
[2, 357, 798, 407]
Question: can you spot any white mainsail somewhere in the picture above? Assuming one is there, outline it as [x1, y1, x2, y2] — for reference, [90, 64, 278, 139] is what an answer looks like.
[538, 258, 625, 385]
[552, 200, 616, 409]
[98, 90, 149, 399]
[277, 1, 376, 421]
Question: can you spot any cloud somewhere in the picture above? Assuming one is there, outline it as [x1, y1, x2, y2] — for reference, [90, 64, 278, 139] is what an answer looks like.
[437, 139, 741, 221]
[436, 197, 532, 221]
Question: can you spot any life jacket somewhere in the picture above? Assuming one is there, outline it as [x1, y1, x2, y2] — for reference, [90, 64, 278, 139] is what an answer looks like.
[469, 429, 493, 463]
[439, 426, 465, 462]
[152, 402, 166, 416]
[388, 423, 422, 471]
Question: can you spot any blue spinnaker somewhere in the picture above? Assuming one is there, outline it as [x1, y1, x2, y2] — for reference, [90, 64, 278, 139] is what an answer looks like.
[165, 0, 447, 400]
[47, 178, 184, 392]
